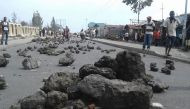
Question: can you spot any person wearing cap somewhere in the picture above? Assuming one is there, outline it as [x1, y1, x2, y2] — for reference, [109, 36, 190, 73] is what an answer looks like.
[163, 11, 180, 56]
[1, 17, 9, 45]
[142, 16, 155, 50]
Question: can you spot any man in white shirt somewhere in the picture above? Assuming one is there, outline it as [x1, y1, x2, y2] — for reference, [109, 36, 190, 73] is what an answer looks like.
[142, 16, 155, 50]
[1, 17, 9, 45]
[163, 11, 180, 56]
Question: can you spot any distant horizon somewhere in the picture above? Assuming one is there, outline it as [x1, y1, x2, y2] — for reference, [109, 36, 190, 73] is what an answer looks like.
[0, 0, 189, 32]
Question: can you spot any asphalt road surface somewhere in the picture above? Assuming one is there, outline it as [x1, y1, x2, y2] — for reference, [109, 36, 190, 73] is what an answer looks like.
[0, 38, 190, 109]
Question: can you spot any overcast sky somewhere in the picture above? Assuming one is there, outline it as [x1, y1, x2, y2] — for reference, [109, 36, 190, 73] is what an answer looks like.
[0, 0, 189, 32]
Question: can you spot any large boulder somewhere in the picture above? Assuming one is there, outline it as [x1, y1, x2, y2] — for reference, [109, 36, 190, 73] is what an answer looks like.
[0, 55, 9, 67]
[94, 56, 118, 71]
[115, 51, 146, 81]
[0, 75, 6, 89]
[79, 64, 116, 79]
[22, 57, 40, 70]
[42, 72, 80, 93]
[46, 91, 68, 109]
[3, 53, 11, 58]
[77, 74, 153, 109]
[20, 91, 46, 109]
[59, 53, 75, 66]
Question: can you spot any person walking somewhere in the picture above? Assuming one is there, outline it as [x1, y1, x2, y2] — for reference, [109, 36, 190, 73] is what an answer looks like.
[1, 17, 9, 45]
[64, 26, 70, 41]
[95, 29, 98, 37]
[153, 28, 161, 46]
[142, 16, 155, 50]
[163, 11, 180, 56]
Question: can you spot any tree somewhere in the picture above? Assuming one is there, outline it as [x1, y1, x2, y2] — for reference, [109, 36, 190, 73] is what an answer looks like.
[51, 17, 59, 32]
[12, 12, 17, 23]
[122, 0, 153, 23]
[32, 11, 43, 28]
[21, 21, 29, 26]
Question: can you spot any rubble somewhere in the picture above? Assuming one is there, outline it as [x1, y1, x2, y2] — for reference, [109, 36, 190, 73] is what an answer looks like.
[0, 55, 9, 67]
[0, 75, 6, 89]
[22, 57, 40, 70]
[150, 62, 159, 72]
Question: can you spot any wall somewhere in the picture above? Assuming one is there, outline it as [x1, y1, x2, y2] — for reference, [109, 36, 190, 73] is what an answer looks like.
[0, 22, 39, 37]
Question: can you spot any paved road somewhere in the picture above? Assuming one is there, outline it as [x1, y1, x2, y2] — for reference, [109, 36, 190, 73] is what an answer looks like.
[0, 37, 190, 109]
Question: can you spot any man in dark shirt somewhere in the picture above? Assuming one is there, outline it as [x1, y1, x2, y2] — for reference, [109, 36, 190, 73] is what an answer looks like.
[1, 17, 9, 45]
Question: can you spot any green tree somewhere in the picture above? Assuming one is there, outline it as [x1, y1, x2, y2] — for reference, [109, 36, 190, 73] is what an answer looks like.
[21, 21, 29, 26]
[32, 11, 43, 28]
[12, 12, 17, 23]
[51, 17, 59, 32]
[122, 0, 153, 23]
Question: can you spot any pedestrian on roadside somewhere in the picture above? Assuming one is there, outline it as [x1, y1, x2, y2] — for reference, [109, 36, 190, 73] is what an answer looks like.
[1, 17, 9, 45]
[64, 26, 70, 41]
[142, 16, 155, 50]
[80, 29, 85, 40]
[95, 29, 98, 37]
[153, 28, 161, 46]
[163, 11, 180, 56]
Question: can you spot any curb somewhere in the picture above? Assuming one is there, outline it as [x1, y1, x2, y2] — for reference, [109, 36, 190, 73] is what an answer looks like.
[89, 38, 190, 64]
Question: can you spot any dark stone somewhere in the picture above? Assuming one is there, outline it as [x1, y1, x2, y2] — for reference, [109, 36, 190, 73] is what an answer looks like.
[20, 91, 46, 109]
[79, 64, 116, 79]
[18, 50, 27, 57]
[22, 57, 40, 70]
[46, 91, 68, 109]
[27, 46, 33, 50]
[96, 46, 101, 50]
[77, 74, 153, 109]
[161, 67, 171, 75]
[3, 53, 11, 58]
[68, 46, 74, 49]
[150, 63, 159, 72]
[94, 56, 118, 71]
[87, 45, 94, 49]
[166, 59, 174, 65]
[115, 51, 146, 81]
[0, 75, 6, 89]
[41, 72, 80, 93]
[166, 63, 175, 70]
[49, 43, 58, 48]
[143, 75, 169, 93]
[0, 56, 9, 67]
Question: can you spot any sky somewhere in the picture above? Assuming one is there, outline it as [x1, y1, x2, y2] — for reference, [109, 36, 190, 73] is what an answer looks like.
[0, 0, 189, 32]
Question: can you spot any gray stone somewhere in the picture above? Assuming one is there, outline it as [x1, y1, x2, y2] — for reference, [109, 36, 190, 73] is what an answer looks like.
[79, 64, 116, 79]
[94, 56, 118, 71]
[77, 74, 153, 109]
[20, 91, 46, 109]
[150, 63, 159, 72]
[0, 55, 9, 67]
[161, 67, 171, 75]
[42, 72, 79, 93]
[3, 53, 11, 58]
[59, 56, 75, 66]
[0, 75, 6, 89]
[46, 91, 68, 109]
[22, 57, 40, 70]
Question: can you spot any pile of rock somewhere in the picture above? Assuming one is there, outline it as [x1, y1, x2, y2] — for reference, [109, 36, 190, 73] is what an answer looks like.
[59, 52, 75, 66]
[0, 55, 9, 67]
[0, 75, 6, 89]
[161, 60, 175, 75]
[10, 50, 167, 109]
[150, 62, 159, 72]
[22, 57, 41, 70]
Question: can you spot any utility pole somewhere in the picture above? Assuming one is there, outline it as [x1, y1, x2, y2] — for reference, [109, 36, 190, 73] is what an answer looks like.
[182, 0, 188, 47]
[161, 3, 164, 21]
[85, 18, 88, 30]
